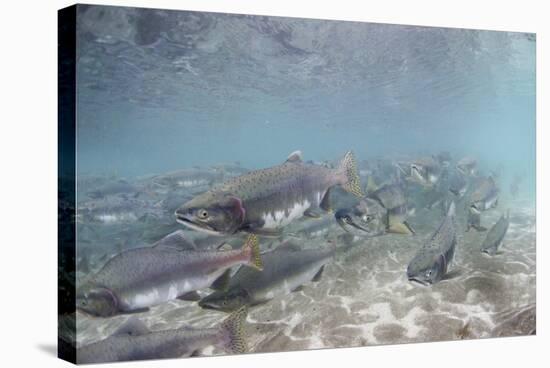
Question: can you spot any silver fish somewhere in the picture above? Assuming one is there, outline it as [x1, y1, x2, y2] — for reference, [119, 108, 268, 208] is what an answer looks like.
[481, 211, 510, 255]
[510, 174, 522, 198]
[86, 179, 138, 199]
[151, 168, 224, 189]
[77, 307, 248, 364]
[335, 197, 387, 236]
[78, 196, 159, 224]
[448, 170, 469, 198]
[336, 176, 415, 236]
[467, 176, 499, 232]
[199, 242, 334, 312]
[409, 156, 441, 187]
[76, 235, 262, 316]
[436, 151, 452, 167]
[407, 202, 457, 286]
[456, 156, 477, 176]
[175, 151, 363, 237]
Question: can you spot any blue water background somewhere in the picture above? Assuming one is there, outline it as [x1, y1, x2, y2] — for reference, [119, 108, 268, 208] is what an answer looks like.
[75, 6, 536, 199]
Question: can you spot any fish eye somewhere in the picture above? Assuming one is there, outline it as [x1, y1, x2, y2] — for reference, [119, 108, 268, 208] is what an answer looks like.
[362, 215, 372, 223]
[426, 270, 432, 277]
[197, 209, 209, 219]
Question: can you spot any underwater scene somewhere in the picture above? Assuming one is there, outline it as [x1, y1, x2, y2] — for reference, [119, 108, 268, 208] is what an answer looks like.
[65, 4, 536, 364]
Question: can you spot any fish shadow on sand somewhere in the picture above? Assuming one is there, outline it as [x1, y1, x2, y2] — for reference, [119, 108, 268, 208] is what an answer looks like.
[441, 268, 465, 281]
[481, 250, 506, 257]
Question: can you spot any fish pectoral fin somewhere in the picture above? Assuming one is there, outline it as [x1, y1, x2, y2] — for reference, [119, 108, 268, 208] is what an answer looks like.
[403, 221, 416, 235]
[291, 285, 305, 292]
[177, 291, 202, 302]
[387, 221, 415, 235]
[304, 208, 323, 218]
[211, 269, 232, 291]
[312, 265, 325, 282]
[320, 188, 332, 212]
[112, 317, 150, 336]
[152, 230, 197, 251]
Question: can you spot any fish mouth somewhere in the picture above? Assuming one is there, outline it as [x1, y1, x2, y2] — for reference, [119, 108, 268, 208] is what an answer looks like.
[408, 277, 431, 286]
[175, 214, 222, 235]
[335, 212, 370, 234]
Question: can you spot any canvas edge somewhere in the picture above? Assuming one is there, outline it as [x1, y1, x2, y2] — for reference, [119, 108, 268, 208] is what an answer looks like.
[58, 4, 77, 365]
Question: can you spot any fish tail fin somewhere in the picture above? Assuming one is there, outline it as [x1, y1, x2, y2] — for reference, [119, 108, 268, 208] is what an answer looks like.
[242, 234, 263, 271]
[220, 306, 248, 354]
[338, 151, 363, 198]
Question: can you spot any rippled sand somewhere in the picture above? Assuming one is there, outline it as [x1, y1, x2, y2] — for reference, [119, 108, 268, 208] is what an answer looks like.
[75, 197, 535, 357]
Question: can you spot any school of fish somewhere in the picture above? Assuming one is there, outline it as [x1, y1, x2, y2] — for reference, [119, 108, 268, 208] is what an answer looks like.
[64, 150, 534, 364]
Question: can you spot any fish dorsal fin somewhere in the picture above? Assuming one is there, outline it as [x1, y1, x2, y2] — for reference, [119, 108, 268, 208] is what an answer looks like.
[211, 269, 232, 291]
[285, 150, 303, 163]
[112, 317, 150, 337]
[276, 240, 302, 252]
[153, 230, 197, 251]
